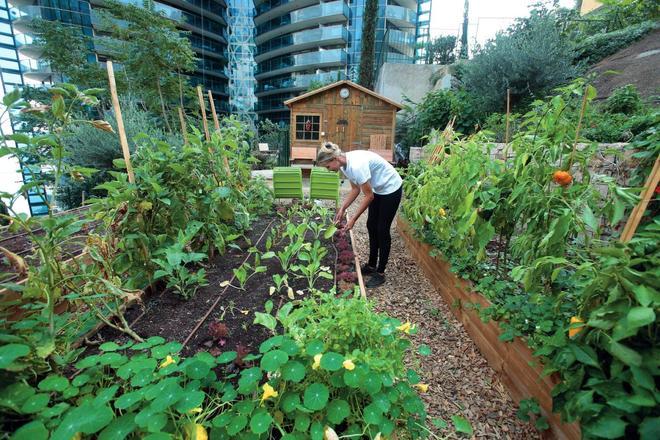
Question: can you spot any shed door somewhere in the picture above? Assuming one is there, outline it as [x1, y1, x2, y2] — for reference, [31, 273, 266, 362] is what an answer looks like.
[326, 104, 362, 151]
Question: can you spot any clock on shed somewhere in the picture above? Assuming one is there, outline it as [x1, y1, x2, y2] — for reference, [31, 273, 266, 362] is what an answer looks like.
[339, 87, 350, 99]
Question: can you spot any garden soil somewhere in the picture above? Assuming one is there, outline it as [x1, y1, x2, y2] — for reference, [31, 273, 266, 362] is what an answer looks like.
[346, 192, 541, 439]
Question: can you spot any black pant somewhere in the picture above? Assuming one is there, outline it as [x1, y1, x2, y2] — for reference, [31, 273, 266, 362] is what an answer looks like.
[366, 185, 402, 273]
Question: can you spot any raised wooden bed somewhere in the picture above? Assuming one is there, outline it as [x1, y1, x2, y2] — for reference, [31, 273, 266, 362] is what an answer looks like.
[397, 216, 580, 440]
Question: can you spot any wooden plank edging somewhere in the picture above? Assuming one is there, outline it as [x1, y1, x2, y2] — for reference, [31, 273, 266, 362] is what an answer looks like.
[397, 216, 580, 440]
[348, 221, 367, 299]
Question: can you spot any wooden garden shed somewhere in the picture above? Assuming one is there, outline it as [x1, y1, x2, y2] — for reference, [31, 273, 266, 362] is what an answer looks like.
[283, 80, 403, 165]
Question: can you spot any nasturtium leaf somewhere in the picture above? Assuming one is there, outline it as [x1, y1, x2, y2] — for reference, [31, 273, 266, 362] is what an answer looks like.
[279, 337, 300, 356]
[0, 382, 35, 411]
[147, 413, 168, 433]
[0, 344, 30, 368]
[151, 341, 182, 359]
[380, 418, 395, 435]
[261, 350, 289, 372]
[294, 412, 310, 432]
[132, 336, 165, 350]
[305, 340, 324, 356]
[310, 421, 324, 440]
[11, 421, 48, 440]
[99, 341, 121, 352]
[320, 352, 343, 371]
[222, 386, 237, 402]
[451, 415, 473, 436]
[259, 336, 283, 353]
[72, 374, 91, 388]
[186, 360, 211, 380]
[281, 361, 306, 383]
[175, 390, 205, 413]
[281, 392, 301, 413]
[418, 344, 432, 356]
[227, 414, 248, 436]
[432, 417, 448, 429]
[75, 355, 100, 369]
[371, 392, 391, 413]
[213, 412, 233, 427]
[151, 382, 184, 411]
[115, 390, 143, 410]
[303, 383, 329, 411]
[38, 375, 69, 392]
[362, 402, 383, 425]
[250, 409, 273, 434]
[216, 351, 237, 364]
[99, 352, 127, 367]
[406, 369, 420, 384]
[98, 413, 137, 440]
[131, 370, 154, 388]
[326, 399, 350, 424]
[238, 367, 262, 387]
[40, 402, 69, 419]
[363, 374, 382, 395]
[141, 433, 170, 440]
[20, 393, 50, 414]
[344, 366, 364, 388]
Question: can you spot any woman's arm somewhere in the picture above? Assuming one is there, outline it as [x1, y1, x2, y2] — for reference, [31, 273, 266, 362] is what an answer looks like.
[344, 182, 374, 231]
[335, 181, 360, 223]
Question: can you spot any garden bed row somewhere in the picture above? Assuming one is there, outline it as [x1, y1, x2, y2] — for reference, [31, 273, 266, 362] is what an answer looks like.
[397, 216, 581, 440]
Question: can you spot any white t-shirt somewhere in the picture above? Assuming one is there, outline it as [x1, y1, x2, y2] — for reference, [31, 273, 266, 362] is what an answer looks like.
[340, 150, 402, 195]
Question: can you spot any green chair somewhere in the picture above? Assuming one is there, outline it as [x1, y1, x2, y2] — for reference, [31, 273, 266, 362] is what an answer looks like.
[273, 167, 303, 199]
[310, 167, 340, 205]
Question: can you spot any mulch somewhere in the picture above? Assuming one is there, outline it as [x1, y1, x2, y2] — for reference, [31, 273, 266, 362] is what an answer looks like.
[346, 193, 540, 439]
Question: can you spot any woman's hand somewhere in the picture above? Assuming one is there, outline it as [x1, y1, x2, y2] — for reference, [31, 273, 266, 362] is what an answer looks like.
[334, 207, 345, 225]
[342, 218, 355, 232]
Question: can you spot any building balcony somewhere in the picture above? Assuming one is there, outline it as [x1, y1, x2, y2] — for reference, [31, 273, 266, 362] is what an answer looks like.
[256, 70, 346, 96]
[254, 0, 317, 26]
[256, 1, 349, 44]
[389, 0, 418, 10]
[20, 59, 52, 81]
[255, 48, 347, 80]
[14, 33, 43, 58]
[255, 25, 348, 63]
[386, 29, 415, 57]
[385, 4, 417, 28]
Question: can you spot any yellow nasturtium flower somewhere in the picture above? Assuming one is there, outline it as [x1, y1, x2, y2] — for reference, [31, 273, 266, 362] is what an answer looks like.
[342, 359, 355, 371]
[414, 383, 429, 393]
[184, 423, 208, 440]
[187, 407, 203, 415]
[396, 321, 414, 334]
[439, 208, 447, 217]
[260, 382, 279, 404]
[312, 354, 323, 370]
[159, 355, 176, 369]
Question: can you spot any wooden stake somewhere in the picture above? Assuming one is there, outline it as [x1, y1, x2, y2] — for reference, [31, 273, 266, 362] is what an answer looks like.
[567, 86, 590, 169]
[504, 88, 511, 144]
[178, 107, 188, 145]
[106, 61, 135, 183]
[207, 90, 220, 131]
[207, 90, 231, 174]
[196, 86, 210, 142]
[620, 155, 660, 243]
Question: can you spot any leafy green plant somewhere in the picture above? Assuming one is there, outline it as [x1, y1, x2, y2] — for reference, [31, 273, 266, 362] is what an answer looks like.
[290, 240, 333, 291]
[225, 250, 267, 291]
[152, 222, 209, 299]
[516, 398, 549, 431]
[239, 291, 430, 438]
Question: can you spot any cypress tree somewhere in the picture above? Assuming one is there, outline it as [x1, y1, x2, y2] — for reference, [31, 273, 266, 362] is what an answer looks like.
[358, 0, 379, 89]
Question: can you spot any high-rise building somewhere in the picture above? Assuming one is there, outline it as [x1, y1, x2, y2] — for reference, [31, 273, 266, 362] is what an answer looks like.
[9, 0, 231, 112]
[227, 0, 257, 124]
[254, 0, 429, 122]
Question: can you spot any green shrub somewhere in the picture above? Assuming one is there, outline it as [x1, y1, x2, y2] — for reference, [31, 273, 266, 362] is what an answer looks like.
[573, 20, 657, 66]
[604, 84, 644, 114]
[462, 6, 576, 115]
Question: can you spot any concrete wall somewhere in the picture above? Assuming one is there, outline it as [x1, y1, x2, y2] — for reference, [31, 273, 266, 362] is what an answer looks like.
[375, 63, 452, 106]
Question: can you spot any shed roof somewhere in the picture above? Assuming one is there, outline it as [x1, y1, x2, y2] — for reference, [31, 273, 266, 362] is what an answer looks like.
[283, 80, 404, 110]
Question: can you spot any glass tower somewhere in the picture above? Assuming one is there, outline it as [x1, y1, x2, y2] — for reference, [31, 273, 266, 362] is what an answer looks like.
[227, 0, 256, 125]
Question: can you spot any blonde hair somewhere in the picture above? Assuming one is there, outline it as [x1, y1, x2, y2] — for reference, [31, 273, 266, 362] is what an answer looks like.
[316, 142, 342, 164]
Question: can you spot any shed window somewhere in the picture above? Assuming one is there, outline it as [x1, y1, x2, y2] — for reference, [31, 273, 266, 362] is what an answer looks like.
[295, 115, 320, 140]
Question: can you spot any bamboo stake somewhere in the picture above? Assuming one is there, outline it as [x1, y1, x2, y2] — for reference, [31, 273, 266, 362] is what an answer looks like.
[178, 107, 188, 145]
[207, 90, 220, 131]
[620, 155, 660, 243]
[196, 86, 210, 142]
[106, 61, 135, 183]
[207, 90, 231, 174]
[504, 88, 511, 144]
[567, 86, 590, 169]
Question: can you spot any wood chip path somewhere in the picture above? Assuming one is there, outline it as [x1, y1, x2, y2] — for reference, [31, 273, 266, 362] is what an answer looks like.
[346, 194, 540, 439]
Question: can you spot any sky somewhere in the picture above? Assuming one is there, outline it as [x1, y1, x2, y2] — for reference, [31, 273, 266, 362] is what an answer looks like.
[430, 0, 577, 47]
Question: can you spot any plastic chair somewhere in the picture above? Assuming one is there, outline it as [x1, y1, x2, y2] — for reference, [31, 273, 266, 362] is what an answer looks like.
[310, 167, 340, 205]
[273, 167, 303, 199]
